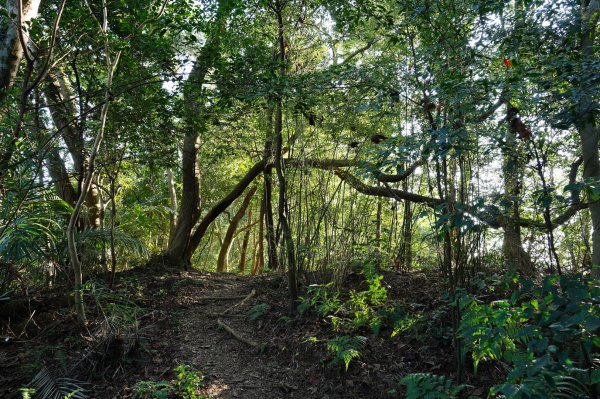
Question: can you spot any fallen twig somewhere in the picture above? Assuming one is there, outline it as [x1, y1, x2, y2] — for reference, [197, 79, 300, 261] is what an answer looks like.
[216, 318, 258, 348]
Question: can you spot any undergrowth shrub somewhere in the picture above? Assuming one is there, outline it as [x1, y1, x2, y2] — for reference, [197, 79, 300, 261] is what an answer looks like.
[399, 373, 469, 399]
[247, 303, 269, 320]
[20, 367, 88, 399]
[85, 281, 143, 339]
[133, 364, 206, 399]
[297, 282, 341, 317]
[327, 335, 367, 371]
[459, 274, 600, 398]
[298, 258, 439, 370]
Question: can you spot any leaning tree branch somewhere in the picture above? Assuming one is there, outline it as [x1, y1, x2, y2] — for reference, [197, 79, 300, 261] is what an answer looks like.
[375, 159, 424, 182]
[183, 154, 588, 263]
[186, 159, 267, 258]
[286, 157, 423, 183]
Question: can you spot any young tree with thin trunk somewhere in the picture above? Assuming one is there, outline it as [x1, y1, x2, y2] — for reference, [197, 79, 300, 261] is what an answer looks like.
[217, 185, 257, 272]
[66, 0, 121, 326]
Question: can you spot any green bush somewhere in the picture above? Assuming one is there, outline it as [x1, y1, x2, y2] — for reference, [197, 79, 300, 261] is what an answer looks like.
[459, 274, 600, 398]
[133, 380, 173, 399]
[133, 364, 206, 399]
[297, 282, 342, 316]
[174, 364, 204, 399]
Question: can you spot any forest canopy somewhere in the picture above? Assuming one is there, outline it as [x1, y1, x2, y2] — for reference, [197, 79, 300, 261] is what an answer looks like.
[1, 0, 600, 398]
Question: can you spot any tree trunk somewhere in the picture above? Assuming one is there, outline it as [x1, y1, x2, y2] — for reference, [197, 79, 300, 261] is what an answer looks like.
[398, 178, 413, 271]
[502, 105, 533, 276]
[576, 0, 600, 278]
[274, 1, 298, 306]
[239, 208, 253, 274]
[35, 90, 78, 205]
[45, 145, 78, 205]
[165, 0, 232, 268]
[109, 178, 117, 287]
[85, 176, 102, 228]
[44, 72, 85, 173]
[44, 71, 102, 228]
[217, 186, 257, 272]
[0, 0, 41, 103]
[166, 134, 201, 266]
[375, 196, 382, 248]
[263, 106, 280, 271]
[166, 169, 178, 247]
[252, 192, 266, 275]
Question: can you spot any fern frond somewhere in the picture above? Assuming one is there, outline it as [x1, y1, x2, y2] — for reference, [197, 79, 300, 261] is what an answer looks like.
[327, 335, 367, 371]
[247, 303, 269, 321]
[400, 373, 468, 399]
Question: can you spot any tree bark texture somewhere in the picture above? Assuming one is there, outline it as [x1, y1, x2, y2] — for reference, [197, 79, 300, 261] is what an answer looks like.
[0, 0, 41, 103]
[262, 106, 279, 271]
[166, 169, 178, 247]
[502, 106, 533, 276]
[576, 0, 600, 277]
[239, 208, 253, 273]
[44, 72, 102, 228]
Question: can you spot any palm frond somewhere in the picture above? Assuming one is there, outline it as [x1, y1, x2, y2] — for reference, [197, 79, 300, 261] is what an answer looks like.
[0, 216, 61, 263]
[552, 375, 589, 399]
[74, 228, 148, 257]
[28, 368, 88, 399]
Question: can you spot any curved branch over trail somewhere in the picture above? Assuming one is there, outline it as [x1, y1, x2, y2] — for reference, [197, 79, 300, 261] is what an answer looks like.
[287, 157, 423, 183]
[289, 157, 589, 231]
[175, 156, 588, 264]
[334, 169, 443, 205]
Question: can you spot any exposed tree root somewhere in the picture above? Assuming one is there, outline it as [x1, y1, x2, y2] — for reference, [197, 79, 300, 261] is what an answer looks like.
[196, 293, 251, 301]
[222, 289, 255, 315]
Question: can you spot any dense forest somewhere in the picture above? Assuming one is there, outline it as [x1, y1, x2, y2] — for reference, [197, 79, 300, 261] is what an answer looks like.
[1, 0, 600, 397]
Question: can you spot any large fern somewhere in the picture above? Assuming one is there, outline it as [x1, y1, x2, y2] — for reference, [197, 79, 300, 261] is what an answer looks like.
[552, 375, 589, 399]
[0, 216, 61, 263]
[327, 335, 367, 371]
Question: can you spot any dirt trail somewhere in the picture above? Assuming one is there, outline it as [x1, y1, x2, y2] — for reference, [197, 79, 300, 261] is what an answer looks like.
[170, 273, 308, 398]
[114, 271, 360, 399]
[93, 270, 452, 399]
[3, 270, 453, 398]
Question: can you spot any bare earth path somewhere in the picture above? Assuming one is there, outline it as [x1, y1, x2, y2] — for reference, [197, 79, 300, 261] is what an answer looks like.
[103, 271, 378, 399]
[2, 269, 457, 398]
[170, 273, 314, 399]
